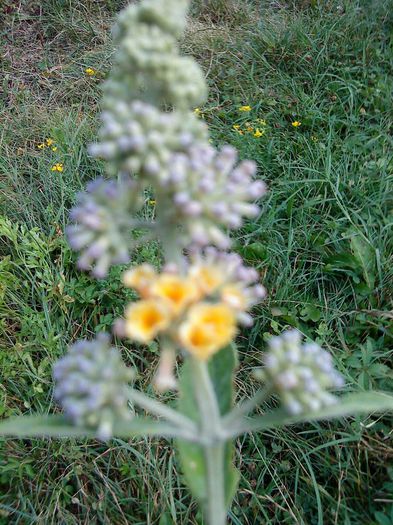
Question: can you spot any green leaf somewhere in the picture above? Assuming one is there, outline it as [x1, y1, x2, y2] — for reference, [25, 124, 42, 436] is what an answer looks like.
[234, 391, 393, 436]
[177, 346, 239, 507]
[349, 232, 376, 289]
[0, 414, 178, 439]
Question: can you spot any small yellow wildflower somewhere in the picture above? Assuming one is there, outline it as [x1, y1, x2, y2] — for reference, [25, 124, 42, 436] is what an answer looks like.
[178, 303, 237, 361]
[85, 67, 96, 76]
[194, 108, 201, 115]
[51, 163, 64, 172]
[45, 138, 55, 146]
[253, 128, 264, 138]
[52, 146, 58, 152]
[149, 199, 156, 205]
[246, 125, 254, 133]
[291, 121, 302, 128]
[123, 264, 156, 297]
[239, 105, 252, 112]
[124, 300, 171, 343]
[256, 119, 267, 126]
[151, 275, 199, 315]
[233, 124, 244, 135]
[37, 143, 45, 150]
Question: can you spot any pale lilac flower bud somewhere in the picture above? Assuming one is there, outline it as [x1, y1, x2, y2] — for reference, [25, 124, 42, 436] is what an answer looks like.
[260, 330, 345, 415]
[67, 177, 137, 278]
[53, 334, 135, 439]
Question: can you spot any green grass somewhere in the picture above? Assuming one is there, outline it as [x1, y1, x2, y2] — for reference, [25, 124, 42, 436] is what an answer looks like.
[1, 0, 393, 523]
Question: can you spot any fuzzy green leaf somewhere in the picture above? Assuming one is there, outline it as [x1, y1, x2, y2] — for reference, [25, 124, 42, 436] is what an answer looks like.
[0, 414, 179, 439]
[232, 391, 393, 436]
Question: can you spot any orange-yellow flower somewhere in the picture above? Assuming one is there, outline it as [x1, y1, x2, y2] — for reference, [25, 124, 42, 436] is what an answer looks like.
[123, 264, 156, 297]
[151, 274, 199, 315]
[178, 303, 237, 360]
[189, 264, 224, 295]
[124, 300, 171, 343]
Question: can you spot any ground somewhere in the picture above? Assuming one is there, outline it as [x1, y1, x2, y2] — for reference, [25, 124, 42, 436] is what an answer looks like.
[0, 0, 392, 523]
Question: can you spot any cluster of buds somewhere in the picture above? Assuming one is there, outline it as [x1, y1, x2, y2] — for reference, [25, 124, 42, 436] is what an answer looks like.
[53, 334, 134, 439]
[259, 330, 345, 415]
[170, 145, 267, 248]
[107, 0, 206, 109]
[66, 177, 141, 278]
[89, 101, 208, 181]
[118, 252, 266, 363]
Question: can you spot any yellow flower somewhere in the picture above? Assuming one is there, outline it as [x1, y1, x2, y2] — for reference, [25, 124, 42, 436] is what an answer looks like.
[178, 303, 237, 360]
[45, 138, 55, 146]
[246, 125, 254, 133]
[239, 105, 252, 112]
[37, 143, 45, 150]
[221, 285, 247, 310]
[189, 264, 224, 295]
[148, 199, 156, 205]
[123, 264, 156, 297]
[52, 146, 58, 152]
[257, 119, 267, 126]
[291, 121, 301, 128]
[51, 163, 64, 172]
[232, 124, 244, 135]
[253, 128, 264, 138]
[85, 67, 96, 76]
[124, 300, 171, 343]
[151, 274, 199, 315]
[194, 108, 201, 115]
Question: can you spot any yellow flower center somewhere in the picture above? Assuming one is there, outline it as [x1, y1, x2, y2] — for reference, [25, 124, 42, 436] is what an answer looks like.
[178, 303, 237, 360]
[124, 300, 171, 343]
[151, 275, 199, 315]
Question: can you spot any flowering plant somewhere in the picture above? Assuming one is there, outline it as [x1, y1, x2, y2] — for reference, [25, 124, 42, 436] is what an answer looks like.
[1, 1, 392, 523]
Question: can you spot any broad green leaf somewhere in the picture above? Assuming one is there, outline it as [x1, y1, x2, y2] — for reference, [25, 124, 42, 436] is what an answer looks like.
[177, 346, 239, 507]
[233, 391, 393, 436]
[349, 232, 376, 289]
[0, 414, 179, 439]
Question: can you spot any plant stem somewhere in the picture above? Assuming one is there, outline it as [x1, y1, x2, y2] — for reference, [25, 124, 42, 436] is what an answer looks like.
[221, 386, 271, 435]
[128, 388, 197, 433]
[205, 442, 227, 525]
[191, 359, 228, 525]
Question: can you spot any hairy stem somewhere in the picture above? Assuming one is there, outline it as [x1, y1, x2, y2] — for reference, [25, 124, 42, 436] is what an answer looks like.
[191, 359, 227, 525]
[128, 388, 197, 434]
[221, 386, 271, 434]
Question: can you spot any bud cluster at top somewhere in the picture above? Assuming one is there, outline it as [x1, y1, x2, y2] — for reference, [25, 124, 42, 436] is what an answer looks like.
[119, 251, 266, 361]
[260, 330, 345, 415]
[53, 333, 134, 439]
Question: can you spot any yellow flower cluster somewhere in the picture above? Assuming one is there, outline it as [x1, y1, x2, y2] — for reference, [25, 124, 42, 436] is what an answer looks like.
[85, 67, 97, 76]
[233, 118, 267, 138]
[37, 138, 58, 152]
[122, 263, 250, 360]
[51, 163, 64, 172]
